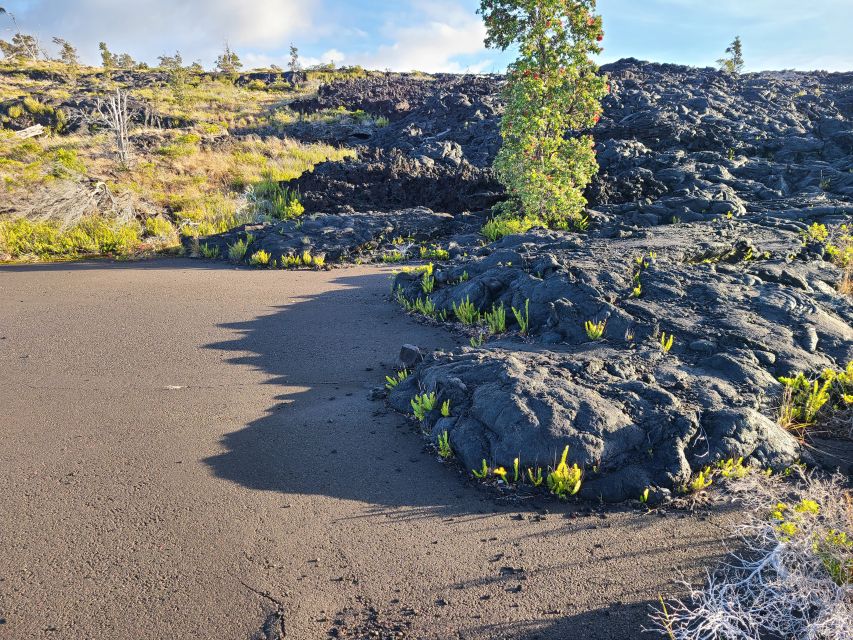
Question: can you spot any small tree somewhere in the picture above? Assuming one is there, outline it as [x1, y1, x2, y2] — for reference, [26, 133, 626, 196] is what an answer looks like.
[0, 32, 42, 61]
[479, 0, 608, 228]
[52, 37, 79, 66]
[717, 36, 744, 74]
[116, 52, 135, 69]
[289, 44, 300, 72]
[215, 42, 242, 74]
[0, 9, 44, 62]
[157, 51, 183, 71]
[158, 51, 187, 103]
[99, 42, 117, 70]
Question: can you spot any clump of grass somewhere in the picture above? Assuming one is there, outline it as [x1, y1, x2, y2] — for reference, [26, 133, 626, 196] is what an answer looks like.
[484, 302, 506, 334]
[411, 391, 437, 421]
[452, 296, 480, 325]
[0, 216, 141, 260]
[547, 446, 582, 498]
[584, 319, 606, 340]
[482, 213, 541, 242]
[249, 249, 271, 266]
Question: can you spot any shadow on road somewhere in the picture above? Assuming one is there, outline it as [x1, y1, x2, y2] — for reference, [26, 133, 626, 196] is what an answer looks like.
[466, 599, 663, 640]
[196, 268, 732, 639]
[199, 270, 486, 515]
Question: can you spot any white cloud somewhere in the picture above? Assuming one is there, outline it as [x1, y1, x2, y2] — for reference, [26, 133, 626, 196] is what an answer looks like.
[319, 49, 345, 64]
[349, 1, 490, 73]
[8, 0, 315, 65]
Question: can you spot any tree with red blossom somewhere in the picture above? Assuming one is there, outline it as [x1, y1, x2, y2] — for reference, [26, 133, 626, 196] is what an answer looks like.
[479, 0, 607, 229]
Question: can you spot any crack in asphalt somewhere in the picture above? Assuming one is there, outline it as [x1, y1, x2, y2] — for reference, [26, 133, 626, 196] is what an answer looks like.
[240, 580, 287, 640]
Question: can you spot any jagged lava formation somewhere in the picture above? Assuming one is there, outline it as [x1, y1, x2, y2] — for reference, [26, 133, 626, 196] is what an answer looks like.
[201, 60, 853, 500]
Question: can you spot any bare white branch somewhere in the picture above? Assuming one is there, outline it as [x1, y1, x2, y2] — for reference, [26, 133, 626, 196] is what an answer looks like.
[649, 472, 852, 640]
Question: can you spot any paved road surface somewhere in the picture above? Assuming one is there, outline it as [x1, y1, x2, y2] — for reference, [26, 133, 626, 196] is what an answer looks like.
[0, 259, 735, 639]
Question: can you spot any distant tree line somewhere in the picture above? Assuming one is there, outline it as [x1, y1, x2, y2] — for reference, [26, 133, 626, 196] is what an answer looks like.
[0, 9, 257, 76]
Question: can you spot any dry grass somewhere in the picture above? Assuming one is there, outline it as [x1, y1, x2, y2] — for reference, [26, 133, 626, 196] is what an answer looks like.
[0, 60, 370, 260]
[839, 263, 852, 296]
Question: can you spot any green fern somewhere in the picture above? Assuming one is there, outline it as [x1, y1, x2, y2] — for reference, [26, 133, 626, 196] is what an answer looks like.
[453, 296, 480, 325]
[437, 430, 453, 459]
[411, 391, 437, 421]
[584, 320, 606, 340]
[512, 299, 530, 335]
[484, 302, 506, 334]
[385, 369, 410, 390]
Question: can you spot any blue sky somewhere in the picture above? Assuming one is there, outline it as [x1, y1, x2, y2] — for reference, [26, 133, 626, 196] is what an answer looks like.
[3, 0, 852, 72]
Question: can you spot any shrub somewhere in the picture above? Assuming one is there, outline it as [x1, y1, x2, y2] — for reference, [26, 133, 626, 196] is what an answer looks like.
[0, 216, 140, 259]
[228, 237, 250, 262]
[778, 363, 852, 433]
[174, 133, 201, 145]
[547, 446, 582, 498]
[411, 392, 437, 421]
[419, 245, 450, 260]
[512, 299, 530, 335]
[249, 249, 271, 266]
[199, 243, 220, 259]
[251, 179, 304, 220]
[717, 36, 745, 74]
[484, 302, 507, 334]
[144, 215, 176, 238]
[482, 212, 540, 242]
[584, 319, 606, 340]
[7, 104, 23, 119]
[50, 148, 86, 177]
[479, 0, 608, 227]
[385, 369, 409, 390]
[421, 270, 435, 294]
[452, 296, 480, 325]
[437, 431, 453, 459]
[22, 96, 54, 116]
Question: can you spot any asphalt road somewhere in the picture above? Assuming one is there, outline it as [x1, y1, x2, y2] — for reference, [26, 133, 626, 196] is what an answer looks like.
[0, 259, 736, 639]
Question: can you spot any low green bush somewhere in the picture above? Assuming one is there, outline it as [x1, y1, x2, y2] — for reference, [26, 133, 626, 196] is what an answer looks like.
[482, 213, 541, 242]
[0, 216, 141, 259]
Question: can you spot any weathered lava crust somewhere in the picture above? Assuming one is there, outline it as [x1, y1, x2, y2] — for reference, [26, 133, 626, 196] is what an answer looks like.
[197, 60, 852, 499]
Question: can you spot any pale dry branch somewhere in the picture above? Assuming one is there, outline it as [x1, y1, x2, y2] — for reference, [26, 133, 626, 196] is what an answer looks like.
[649, 472, 852, 640]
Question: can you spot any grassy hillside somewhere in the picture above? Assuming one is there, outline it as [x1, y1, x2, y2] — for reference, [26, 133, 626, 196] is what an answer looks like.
[0, 60, 372, 261]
